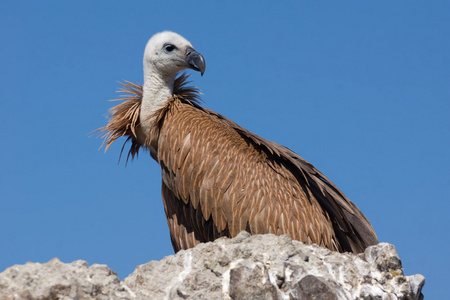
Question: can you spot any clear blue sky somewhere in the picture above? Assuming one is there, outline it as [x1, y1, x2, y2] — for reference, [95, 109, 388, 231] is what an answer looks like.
[1, 1, 448, 298]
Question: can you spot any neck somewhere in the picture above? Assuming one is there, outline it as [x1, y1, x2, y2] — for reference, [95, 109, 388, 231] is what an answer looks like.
[140, 68, 176, 142]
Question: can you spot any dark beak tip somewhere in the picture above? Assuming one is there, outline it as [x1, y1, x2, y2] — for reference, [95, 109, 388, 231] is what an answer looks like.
[198, 61, 206, 77]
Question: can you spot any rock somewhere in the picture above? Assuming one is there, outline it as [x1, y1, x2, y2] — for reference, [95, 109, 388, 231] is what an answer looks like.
[0, 232, 425, 299]
[0, 258, 135, 300]
[229, 264, 278, 300]
[294, 275, 338, 300]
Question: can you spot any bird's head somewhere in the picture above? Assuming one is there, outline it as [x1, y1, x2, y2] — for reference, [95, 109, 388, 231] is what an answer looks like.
[143, 31, 205, 78]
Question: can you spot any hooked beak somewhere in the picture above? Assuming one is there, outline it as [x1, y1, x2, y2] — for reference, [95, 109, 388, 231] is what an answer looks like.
[185, 46, 206, 76]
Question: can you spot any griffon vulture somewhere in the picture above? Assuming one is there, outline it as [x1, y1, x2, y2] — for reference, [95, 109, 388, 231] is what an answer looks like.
[98, 31, 378, 254]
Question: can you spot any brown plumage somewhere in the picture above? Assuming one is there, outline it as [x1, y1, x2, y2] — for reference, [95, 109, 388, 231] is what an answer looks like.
[98, 73, 378, 254]
[98, 31, 378, 254]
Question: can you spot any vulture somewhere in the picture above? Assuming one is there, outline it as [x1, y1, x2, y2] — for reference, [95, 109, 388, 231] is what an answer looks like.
[98, 31, 378, 254]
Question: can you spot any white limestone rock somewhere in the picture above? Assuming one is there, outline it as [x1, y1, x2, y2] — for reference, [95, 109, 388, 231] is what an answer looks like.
[0, 233, 424, 300]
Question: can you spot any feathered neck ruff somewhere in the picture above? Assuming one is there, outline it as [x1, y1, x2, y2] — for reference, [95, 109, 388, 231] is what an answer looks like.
[97, 73, 202, 162]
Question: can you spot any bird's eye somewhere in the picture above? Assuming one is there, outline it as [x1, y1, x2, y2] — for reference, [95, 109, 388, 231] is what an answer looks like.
[164, 44, 176, 53]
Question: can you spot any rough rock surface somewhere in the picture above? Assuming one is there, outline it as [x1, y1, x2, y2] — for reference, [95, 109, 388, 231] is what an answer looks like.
[0, 232, 424, 299]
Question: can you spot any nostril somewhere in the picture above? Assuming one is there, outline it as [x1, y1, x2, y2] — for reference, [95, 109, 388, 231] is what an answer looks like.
[185, 46, 195, 57]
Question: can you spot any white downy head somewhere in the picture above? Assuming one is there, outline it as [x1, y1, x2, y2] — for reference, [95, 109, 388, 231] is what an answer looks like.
[140, 31, 205, 140]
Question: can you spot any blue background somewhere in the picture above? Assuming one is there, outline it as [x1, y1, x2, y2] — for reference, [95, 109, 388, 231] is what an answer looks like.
[1, 1, 448, 298]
